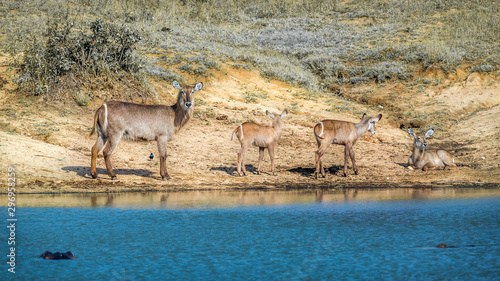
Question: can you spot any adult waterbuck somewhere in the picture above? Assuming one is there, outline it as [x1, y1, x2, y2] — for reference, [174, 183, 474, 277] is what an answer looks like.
[89, 80, 203, 180]
[314, 113, 382, 178]
[407, 128, 456, 171]
[231, 109, 288, 176]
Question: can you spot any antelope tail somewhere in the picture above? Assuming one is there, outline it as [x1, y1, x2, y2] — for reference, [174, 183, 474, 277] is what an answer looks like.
[88, 103, 108, 137]
[314, 122, 325, 139]
[88, 112, 98, 137]
[231, 124, 243, 141]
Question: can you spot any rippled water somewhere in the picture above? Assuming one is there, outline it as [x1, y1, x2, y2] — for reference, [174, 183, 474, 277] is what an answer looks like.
[1, 189, 499, 280]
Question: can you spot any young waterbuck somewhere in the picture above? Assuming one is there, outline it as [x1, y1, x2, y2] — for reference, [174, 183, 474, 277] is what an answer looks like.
[89, 80, 203, 180]
[314, 113, 382, 178]
[231, 109, 288, 176]
[407, 128, 456, 171]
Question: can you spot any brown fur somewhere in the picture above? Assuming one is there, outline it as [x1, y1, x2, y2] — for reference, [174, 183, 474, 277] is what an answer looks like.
[314, 113, 382, 178]
[407, 128, 456, 171]
[89, 80, 203, 180]
[232, 110, 287, 176]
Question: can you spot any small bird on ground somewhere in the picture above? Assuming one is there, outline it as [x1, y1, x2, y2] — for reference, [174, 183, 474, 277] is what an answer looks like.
[149, 153, 154, 161]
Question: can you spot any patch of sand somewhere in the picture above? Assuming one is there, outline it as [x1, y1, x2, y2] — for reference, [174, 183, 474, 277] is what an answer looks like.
[0, 58, 498, 193]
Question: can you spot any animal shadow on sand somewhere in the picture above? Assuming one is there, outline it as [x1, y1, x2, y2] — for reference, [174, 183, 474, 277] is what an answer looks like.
[288, 165, 344, 178]
[62, 166, 154, 179]
[395, 162, 409, 168]
[210, 165, 258, 176]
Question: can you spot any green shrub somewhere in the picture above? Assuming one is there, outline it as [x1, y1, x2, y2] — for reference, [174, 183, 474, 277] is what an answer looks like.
[15, 18, 142, 96]
[73, 92, 91, 106]
[178, 64, 193, 74]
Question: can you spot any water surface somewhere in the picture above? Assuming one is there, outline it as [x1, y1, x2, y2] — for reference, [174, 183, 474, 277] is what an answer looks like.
[1, 188, 499, 280]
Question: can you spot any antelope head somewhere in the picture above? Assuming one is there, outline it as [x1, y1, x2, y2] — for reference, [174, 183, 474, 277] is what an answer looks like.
[408, 128, 434, 150]
[173, 80, 203, 109]
[363, 113, 382, 134]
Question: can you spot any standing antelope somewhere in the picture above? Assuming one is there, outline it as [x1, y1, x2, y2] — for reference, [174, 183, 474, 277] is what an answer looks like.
[314, 113, 382, 178]
[231, 109, 288, 176]
[89, 80, 203, 180]
[407, 128, 456, 171]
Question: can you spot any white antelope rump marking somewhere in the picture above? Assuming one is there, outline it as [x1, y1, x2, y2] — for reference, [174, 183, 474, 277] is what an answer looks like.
[313, 113, 382, 178]
[407, 128, 456, 171]
[89, 80, 203, 180]
[231, 109, 287, 176]
[318, 121, 324, 137]
[102, 103, 108, 133]
[232, 124, 243, 141]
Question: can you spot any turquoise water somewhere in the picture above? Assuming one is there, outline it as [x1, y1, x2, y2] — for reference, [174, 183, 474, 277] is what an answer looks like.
[2, 189, 499, 280]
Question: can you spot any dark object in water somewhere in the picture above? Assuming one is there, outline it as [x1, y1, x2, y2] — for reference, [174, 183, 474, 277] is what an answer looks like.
[436, 243, 476, 249]
[40, 251, 76, 260]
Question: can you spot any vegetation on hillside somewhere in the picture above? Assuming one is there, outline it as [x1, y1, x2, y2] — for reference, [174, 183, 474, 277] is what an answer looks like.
[0, 0, 498, 96]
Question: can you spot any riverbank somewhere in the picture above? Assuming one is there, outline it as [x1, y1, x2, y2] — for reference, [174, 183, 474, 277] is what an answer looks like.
[1, 55, 499, 193]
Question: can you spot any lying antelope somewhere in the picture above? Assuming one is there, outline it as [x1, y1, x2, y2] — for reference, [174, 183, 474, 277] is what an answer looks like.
[89, 80, 203, 180]
[407, 128, 456, 171]
[314, 113, 382, 178]
[231, 109, 287, 176]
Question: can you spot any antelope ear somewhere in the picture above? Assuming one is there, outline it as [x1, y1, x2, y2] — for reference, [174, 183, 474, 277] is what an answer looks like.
[425, 129, 434, 138]
[281, 109, 288, 118]
[266, 110, 275, 119]
[193, 82, 203, 92]
[408, 128, 416, 137]
[173, 80, 182, 90]
[362, 113, 367, 119]
[371, 114, 381, 123]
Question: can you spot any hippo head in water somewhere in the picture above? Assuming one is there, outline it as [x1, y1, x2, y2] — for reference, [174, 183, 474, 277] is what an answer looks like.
[436, 243, 475, 249]
[40, 251, 76, 260]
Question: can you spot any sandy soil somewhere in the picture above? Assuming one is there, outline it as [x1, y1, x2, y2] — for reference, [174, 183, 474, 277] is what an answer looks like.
[0, 56, 499, 193]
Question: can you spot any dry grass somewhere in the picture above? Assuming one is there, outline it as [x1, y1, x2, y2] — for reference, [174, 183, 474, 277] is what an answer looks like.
[0, 0, 498, 96]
